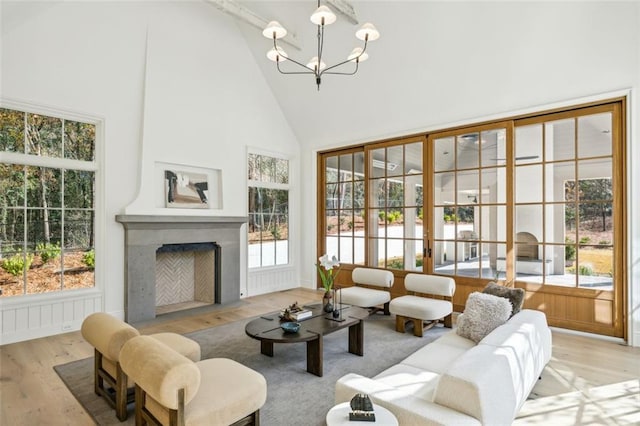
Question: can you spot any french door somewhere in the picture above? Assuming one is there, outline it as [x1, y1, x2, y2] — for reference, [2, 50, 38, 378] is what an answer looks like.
[426, 102, 625, 337]
[319, 98, 626, 338]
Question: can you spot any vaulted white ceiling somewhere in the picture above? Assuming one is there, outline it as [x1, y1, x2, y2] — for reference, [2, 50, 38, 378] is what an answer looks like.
[209, 1, 638, 151]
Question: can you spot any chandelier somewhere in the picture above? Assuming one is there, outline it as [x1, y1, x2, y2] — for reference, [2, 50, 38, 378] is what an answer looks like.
[262, 1, 380, 90]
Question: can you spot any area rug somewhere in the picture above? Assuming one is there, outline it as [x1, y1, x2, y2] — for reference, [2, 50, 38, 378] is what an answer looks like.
[54, 314, 449, 426]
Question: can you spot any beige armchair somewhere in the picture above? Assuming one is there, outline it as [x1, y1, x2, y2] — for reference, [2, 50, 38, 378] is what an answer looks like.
[81, 312, 201, 421]
[120, 335, 267, 426]
[389, 274, 455, 337]
[338, 267, 394, 315]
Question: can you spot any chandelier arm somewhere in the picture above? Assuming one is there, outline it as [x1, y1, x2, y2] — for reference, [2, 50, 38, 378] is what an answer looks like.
[320, 39, 368, 75]
[323, 61, 359, 76]
[271, 36, 317, 74]
[276, 59, 314, 75]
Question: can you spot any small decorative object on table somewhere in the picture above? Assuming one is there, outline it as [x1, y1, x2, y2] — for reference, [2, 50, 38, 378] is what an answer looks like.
[349, 393, 375, 422]
[332, 286, 345, 322]
[280, 321, 301, 333]
[316, 254, 341, 313]
[279, 301, 312, 322]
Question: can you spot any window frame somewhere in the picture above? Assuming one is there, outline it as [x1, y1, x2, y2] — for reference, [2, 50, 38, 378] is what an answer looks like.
[0, 99, 104, 300]
[247, 150, 291, 269]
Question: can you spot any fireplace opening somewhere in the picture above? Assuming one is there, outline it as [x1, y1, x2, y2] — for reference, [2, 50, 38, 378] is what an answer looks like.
[155, 242, 221, 315]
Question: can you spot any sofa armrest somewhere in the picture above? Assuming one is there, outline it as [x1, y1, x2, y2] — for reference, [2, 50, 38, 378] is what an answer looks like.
[336, 373, 481, 426]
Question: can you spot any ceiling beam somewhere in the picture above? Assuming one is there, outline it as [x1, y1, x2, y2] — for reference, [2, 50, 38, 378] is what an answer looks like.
[326, 0, 359, 25]
[203, 0, 301, 50]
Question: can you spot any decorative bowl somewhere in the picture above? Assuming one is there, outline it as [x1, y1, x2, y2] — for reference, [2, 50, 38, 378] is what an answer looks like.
[281, 322, 301, 333]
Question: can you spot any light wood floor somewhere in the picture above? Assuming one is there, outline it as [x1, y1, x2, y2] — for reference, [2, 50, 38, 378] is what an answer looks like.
[1, 288, 638, 425]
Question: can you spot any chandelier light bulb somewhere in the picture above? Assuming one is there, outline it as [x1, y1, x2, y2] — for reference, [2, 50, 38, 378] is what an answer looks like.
[348, 47, 369, 62]
[306, 56, 327, 71]
[355, 23, 380, 41]
[310, 5, 337, 26]
[262, 21, 287, 39]
[267, 46, 288, 62]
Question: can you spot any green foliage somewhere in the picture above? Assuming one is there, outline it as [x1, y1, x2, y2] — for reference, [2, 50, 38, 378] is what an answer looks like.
[379, 210, 403, 224]
[565, 239, 576, 261]
[37, 242, 61, 263]
[567, 264, 595, 276]
[83, 250, 95, 269]
[386, 256, 423, 270]
[270, 225, 281, 240]
[598, 240, 611, 246]
[579, 236, 591, 245]
[1, 250, 34, 276]
[418, 208, 423, 220]
[578, 264, 594, 276]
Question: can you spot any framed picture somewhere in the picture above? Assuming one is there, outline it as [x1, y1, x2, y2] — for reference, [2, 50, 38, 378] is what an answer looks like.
[164, 169, 209, 209]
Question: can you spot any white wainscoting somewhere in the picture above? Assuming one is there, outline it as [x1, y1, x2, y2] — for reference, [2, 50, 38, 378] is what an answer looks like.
[0, 289, 102, 345]
[247, 266, 298, 297]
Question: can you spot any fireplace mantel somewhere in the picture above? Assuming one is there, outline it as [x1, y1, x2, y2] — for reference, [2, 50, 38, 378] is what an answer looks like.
[116, 214, 247, 323]
[116, 214, 247, 226]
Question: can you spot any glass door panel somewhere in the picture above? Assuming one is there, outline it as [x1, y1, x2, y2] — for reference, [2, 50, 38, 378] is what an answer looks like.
[432, 126, 508, 279]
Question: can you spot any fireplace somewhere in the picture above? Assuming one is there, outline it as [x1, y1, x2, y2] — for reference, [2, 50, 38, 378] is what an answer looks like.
[155, 242, 221, 314]
[116, 215, 246, 323]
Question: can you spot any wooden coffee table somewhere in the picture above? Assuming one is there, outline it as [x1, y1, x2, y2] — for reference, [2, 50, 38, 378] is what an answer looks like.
[245, 304, 369, 377]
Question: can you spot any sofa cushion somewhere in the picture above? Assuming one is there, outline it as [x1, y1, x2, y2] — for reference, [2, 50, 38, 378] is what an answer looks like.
[482, 282, 525, 317]
[456, 292, 512, 343]
[186, 358, 267, 426]
[481, 309, 553, 364]
[433, 344, 520, 425]
[400, 331, 476, 374]
[373, 364, 441, 401]
[339, 286, 391, 308]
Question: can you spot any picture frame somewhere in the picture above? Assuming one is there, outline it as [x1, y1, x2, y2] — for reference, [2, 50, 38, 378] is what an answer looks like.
[164, 169, 209, 209]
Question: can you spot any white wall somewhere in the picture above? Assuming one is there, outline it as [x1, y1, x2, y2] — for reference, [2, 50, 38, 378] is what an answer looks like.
[0, 1, 299, 344]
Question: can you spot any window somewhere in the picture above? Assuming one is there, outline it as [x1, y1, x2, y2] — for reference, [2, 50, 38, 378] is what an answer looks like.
[320, 138, 425, 271]
[318, 98, 626, 338]
[0, 107, 96, 297]
[514, 110, 615, 289]
[247, 153, 289, 268]
[323, 149, 365, 265]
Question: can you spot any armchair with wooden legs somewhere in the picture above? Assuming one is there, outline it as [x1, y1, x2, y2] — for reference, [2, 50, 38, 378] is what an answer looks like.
[81, 312, 201, 421]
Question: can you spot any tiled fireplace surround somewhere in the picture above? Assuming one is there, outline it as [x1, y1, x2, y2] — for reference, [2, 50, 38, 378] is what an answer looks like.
[116, 215, 246, 323]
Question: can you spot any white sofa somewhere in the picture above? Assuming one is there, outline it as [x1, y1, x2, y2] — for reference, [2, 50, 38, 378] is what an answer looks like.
[335, 309, 552, 425]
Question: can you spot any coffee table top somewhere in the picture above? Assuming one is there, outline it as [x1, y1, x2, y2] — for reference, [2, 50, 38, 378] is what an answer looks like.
[245, 304, 368, 344]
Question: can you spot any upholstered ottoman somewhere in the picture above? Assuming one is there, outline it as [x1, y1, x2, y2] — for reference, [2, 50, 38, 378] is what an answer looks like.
[390, 274, 455, 337]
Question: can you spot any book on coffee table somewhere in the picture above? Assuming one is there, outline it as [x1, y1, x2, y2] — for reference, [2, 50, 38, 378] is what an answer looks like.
[290, 309, 312, 320]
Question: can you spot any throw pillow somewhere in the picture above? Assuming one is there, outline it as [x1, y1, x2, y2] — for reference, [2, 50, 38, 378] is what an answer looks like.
[456, 292, 512, 343]
[482, 282, 525, 317]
